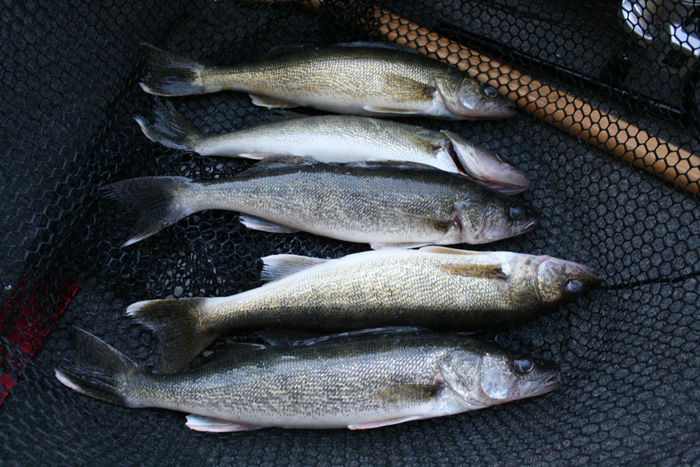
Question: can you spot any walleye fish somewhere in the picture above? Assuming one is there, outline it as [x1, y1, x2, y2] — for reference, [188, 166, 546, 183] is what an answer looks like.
[139, 42, 516, 120]
[56, 327, 562, 431]
[136, 99, 530, 194]
[128, 246, 600, 372]
[102, 157, 539, 248]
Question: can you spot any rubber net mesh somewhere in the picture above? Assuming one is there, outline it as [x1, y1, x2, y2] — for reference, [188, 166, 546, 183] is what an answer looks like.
[1, 0, 700, 464]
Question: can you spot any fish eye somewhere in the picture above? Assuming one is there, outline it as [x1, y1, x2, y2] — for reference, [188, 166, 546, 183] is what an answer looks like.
[509, 206, 524, 220]
[482, 84, 498, 98]
[566, 280, 583, 294]
[514, 358, 534, 374]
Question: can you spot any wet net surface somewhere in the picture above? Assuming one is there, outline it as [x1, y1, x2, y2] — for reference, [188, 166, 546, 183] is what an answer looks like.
[1, 0, 700, 465]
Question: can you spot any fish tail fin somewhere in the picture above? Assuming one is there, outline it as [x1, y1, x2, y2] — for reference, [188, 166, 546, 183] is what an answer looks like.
[100, 176, 195, 246]
[126, 298, 217, 373]
[136, 98, 205, 152]
[55, 327, 142, 407]
[139, 43, 209, 96]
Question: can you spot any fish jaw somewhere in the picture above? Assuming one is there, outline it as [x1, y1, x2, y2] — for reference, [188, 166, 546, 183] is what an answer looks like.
[436, 75, 517, 120]
[458, 197, 540, 245]
[442, 130, 530, 194]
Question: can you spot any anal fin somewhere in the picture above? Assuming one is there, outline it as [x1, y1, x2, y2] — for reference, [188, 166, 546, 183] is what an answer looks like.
[236, 153, 280, 160]
[260, 254, 327, 281]
[185, 415, 262, 433]
[240, 215, 300, 233]
[249, 94, 299, 109]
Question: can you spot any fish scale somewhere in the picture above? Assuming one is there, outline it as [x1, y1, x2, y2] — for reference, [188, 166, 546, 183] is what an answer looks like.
[103, 158, 539, 248]
[56, 328, 561, 431]
[126, 247, 601, 373]
[140, 43, 516, 119]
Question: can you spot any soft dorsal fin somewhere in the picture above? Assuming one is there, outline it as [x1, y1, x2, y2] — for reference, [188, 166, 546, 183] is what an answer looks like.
[419, 246, 482, 255]
[260, 254, 328, 281]
[335, 41, 425, 55]
[262, 44, 311, 59]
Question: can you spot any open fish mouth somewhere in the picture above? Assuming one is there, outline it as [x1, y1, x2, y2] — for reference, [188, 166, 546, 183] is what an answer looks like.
[520, 372, 562, 399]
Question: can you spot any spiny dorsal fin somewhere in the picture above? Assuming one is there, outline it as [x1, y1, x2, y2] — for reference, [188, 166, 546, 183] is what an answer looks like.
[260, 254, 328, 281]
[256, 328, 329, 345]
[439, 263, 507, 280]
[237, 156, 319, 176]
[340, 160, 439, 171]
[293, 327, 425, 346]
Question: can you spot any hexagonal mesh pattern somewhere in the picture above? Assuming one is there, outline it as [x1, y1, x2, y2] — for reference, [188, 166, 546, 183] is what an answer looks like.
[1, 0, 699, 464]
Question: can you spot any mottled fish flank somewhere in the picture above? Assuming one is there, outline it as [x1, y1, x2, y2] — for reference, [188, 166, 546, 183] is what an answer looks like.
[139, 42, 516, 120]
[135, 99, 530, 194]
[126, 247, 600, 372]
[56, 328, 561, 431]
[101, 157, 539, 249]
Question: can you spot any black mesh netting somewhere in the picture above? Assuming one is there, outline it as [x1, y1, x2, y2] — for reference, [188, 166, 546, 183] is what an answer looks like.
[2, 0, 700, 464]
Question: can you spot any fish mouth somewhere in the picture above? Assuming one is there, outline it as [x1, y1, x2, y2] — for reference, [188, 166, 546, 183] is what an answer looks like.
[484, 105, 517, 119]
[566, 262, 603, 288]
[464, 104, 517, 120]
[484, 174, 531, 195]
[521, 372, 562, 399]
[514, 214, 540, 236]
[542, 373, 563, 390]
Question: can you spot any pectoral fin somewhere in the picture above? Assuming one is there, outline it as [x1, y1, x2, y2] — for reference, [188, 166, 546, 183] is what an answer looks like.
[348, 416, 425, 430]
[185, 415, 262, 432]
[439, 263, 507, 280]
[385, 74, 436, 99]
[362, 105, 423, 115]
[375, 384, 443, 404]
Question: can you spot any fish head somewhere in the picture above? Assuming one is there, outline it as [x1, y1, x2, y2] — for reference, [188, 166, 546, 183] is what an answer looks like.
[457, 195, 540, 244]
[436, 73, 516, 119]
[441, 343, 561, 408]
[442, 130, 530, 194]
[530, 257, 602, 307]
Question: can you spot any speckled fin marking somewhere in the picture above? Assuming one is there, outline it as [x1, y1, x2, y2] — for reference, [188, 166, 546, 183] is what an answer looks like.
[185, 415, 263, 432]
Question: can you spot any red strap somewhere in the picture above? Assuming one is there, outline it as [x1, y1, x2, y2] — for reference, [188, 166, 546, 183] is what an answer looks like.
[0, 270, 79, 406]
